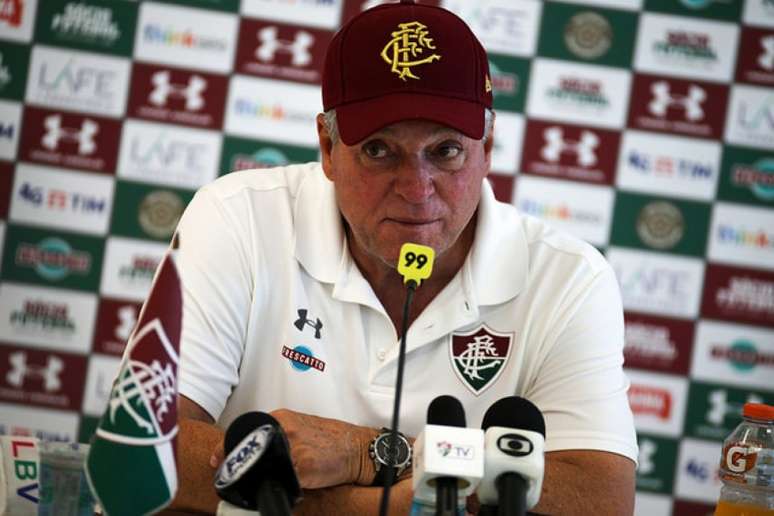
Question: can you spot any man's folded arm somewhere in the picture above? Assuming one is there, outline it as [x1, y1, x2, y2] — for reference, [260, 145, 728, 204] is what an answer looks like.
[532, 450, 635, 516]
[171, 396, 414, 515]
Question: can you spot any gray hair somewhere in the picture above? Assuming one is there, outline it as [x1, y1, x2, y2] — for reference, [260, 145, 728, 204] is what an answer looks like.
[322, 107, 495, 146]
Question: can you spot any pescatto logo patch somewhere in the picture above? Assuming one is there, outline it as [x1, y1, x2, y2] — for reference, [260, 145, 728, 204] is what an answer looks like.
[281, 345, 325, 372]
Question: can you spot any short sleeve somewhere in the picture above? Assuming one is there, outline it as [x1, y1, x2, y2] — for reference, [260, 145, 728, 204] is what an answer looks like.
[525, 265, 638, 463]
[174, 187, 255, 421]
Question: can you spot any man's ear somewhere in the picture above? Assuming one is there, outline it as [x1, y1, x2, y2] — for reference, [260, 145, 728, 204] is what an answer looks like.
[317, 113, 335, 180]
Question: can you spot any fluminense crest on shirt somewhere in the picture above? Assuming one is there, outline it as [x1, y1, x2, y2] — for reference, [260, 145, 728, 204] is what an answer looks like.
[449, 324, 513, 396]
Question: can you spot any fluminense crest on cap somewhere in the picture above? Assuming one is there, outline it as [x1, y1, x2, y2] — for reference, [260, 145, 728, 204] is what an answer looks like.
[380, 20, 441, 81]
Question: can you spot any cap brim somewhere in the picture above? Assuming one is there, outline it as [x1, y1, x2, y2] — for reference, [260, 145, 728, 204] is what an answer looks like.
[334, 92, 486, 146]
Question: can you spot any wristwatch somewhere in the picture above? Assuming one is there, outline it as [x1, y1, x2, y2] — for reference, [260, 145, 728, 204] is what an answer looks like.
[369, 428, 412, 486]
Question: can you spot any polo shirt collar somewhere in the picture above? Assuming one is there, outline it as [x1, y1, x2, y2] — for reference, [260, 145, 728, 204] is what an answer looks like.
[294, 170, 344, 284]
[467, 179, 529, 306]
[294, 169, 528, 306]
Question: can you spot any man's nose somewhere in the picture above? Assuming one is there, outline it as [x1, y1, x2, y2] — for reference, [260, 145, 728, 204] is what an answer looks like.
[393, 159, 435, 203]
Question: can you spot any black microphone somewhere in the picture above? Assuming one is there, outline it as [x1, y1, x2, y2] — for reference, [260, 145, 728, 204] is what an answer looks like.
[214, 411, 301, 515]
[478, 397, 546, 516]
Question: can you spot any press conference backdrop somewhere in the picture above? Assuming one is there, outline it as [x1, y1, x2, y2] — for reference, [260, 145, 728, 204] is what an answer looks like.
[0, 0, 772, 514]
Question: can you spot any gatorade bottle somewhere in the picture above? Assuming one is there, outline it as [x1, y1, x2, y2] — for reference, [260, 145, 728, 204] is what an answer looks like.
[714, 403, 774, 516]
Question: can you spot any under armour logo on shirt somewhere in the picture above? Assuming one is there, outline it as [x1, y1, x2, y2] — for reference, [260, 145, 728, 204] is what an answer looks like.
[294, 309, 323, 339]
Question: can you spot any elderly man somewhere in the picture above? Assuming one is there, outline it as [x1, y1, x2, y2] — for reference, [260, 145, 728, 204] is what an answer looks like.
[170, 1, 637, 514]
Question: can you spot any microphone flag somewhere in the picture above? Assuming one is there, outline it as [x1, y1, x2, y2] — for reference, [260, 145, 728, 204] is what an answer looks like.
[85, 239, 182, 516]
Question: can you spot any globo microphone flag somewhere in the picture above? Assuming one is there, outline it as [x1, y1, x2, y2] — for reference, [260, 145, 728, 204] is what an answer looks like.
[85, 242, 182, 516]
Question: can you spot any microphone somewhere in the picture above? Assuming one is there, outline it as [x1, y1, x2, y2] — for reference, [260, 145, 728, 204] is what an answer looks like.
[214, 412, 301, 516]
[378, 242, 436, 516]
[412, 395, 484, 515]
[477, 397, 546, 516]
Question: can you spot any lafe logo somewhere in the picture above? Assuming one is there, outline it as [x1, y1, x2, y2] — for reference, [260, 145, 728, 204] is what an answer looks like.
[42, 115, 98, 154]
[256, 26, 313, 67]
[649, 81, 705, 121]
[541, 126, 598, 167]
[149, 71, 206, 111]
[723, 443, 758, 474]
[759, 36, 774, 71]
[381, 21, 441, 81]
[36, 57, 116, 97]
[6, 351, 63, 391]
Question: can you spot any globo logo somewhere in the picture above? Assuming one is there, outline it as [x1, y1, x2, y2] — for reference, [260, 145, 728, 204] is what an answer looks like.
[497, 434, 533, 457]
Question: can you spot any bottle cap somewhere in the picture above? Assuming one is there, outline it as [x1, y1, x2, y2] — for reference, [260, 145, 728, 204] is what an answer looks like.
[743, 402, 774, 421]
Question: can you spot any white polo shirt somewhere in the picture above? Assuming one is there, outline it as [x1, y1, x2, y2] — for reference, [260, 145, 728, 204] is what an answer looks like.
[176, 163, 638, 463]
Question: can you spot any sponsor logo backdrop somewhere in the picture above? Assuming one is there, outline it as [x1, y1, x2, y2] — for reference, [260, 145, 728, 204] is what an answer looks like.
[0, 1, 772, 514]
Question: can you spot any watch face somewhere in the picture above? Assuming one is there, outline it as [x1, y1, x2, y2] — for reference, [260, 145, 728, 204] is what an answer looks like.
[376, 434, 410, 466]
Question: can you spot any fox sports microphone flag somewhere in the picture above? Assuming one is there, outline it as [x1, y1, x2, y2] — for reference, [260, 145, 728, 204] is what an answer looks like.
[85, 240, 182, 516]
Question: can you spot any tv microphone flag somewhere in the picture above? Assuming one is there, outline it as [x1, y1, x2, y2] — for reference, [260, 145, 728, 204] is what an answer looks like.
[85, 238, 183, 516]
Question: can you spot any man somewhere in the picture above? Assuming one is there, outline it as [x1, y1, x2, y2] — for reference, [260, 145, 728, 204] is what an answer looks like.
[170, 1, 637, 514]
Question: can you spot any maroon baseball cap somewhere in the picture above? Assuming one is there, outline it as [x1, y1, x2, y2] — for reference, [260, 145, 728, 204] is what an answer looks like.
[322, 0, 493, 145]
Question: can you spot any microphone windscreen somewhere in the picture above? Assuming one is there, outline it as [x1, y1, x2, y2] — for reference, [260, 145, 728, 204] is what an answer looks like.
[481, 396, 546, 437]
[427, 395, 466, 427]
[224, 411, 280, 454]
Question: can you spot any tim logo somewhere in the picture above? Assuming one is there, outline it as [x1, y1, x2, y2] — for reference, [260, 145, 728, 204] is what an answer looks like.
[149, 71, 206, 111]
[42, 115, 98, 154]
[256, 26, 313, 67]
[541, 126, 598, 167]
[649, 81, 705, 121]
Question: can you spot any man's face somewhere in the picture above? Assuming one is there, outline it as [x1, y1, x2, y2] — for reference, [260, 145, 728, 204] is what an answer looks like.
[318, 116, 493, 270]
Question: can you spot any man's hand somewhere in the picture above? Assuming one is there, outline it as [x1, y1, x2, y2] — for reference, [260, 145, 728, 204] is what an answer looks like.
[208, 408, 380, 490]
[272, 408, 379, 489]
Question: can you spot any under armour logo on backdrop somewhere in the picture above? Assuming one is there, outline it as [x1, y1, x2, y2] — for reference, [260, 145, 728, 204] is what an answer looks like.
[648, 81, 705, 121]
[541, 126, 598, 167]
[42, 115, 98, 154]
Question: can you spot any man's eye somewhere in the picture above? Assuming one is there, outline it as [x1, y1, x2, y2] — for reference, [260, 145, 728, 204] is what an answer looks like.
[436, 144, 462, 159]
[363, 141, 389, 159]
